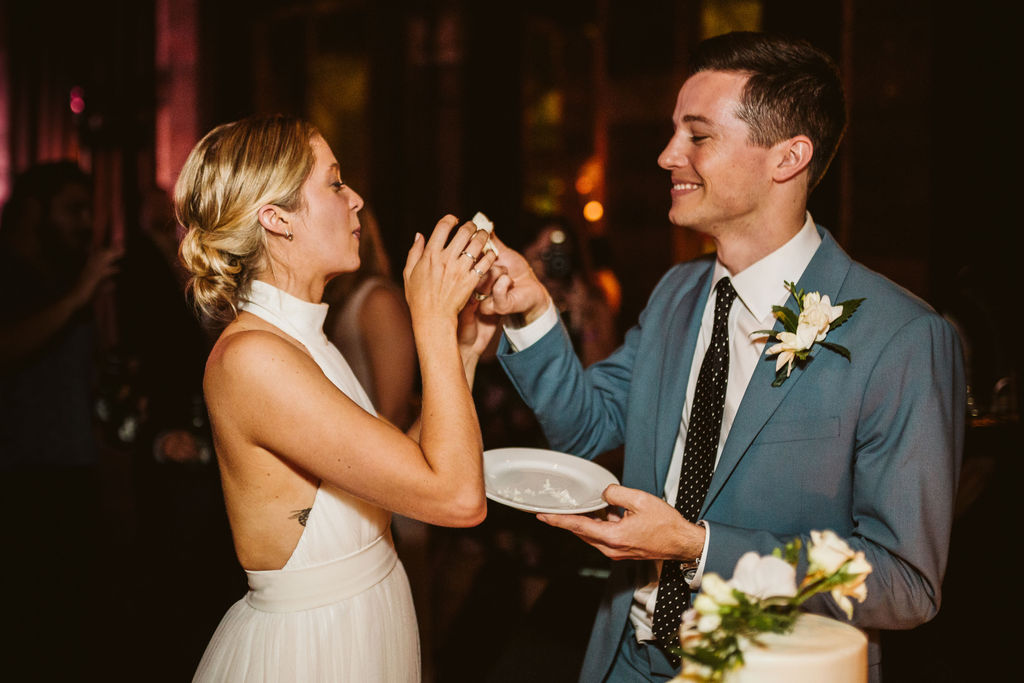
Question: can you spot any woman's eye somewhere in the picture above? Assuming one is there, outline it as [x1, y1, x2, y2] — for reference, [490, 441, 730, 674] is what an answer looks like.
[331, 181, 345, 190]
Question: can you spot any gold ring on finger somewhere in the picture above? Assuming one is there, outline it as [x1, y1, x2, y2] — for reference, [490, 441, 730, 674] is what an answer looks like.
[459, 250, 477, 262]
[472, 267, 486, 278]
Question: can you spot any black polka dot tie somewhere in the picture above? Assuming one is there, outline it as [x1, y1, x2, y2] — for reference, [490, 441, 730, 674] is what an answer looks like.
[652, 277, 737, 666]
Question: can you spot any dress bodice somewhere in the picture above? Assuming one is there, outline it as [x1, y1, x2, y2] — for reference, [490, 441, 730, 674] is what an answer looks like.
[238, 280, 390, 569]
[193, 280, 418, 682]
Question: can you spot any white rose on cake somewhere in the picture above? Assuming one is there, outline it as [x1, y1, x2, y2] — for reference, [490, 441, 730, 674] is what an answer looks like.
[729, 552, 798, 600]
[807, 529, 856, 574]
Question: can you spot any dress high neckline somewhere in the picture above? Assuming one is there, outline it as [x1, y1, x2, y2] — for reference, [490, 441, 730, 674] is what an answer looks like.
[242, 279, 329, 338]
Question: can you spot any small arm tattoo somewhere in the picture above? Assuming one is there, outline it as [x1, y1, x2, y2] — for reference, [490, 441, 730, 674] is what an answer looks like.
[289, 507, 311, 526]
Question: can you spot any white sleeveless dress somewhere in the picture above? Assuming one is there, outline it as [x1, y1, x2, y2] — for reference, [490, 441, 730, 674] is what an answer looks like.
[193, 280, 420, 682]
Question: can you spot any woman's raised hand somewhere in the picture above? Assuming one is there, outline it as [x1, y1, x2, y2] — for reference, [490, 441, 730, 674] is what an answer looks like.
[403, 215, 498, 326]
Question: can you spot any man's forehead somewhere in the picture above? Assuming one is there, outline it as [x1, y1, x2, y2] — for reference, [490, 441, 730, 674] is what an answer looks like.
[673, 70, 749, 122]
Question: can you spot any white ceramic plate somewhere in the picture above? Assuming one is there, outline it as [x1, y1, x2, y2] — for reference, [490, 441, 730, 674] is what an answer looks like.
[483, 447, 619, 514]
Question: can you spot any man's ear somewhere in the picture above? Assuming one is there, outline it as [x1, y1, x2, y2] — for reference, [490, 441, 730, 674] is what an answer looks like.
[772, 135, 813, 183]
[257, 204, 289, 238]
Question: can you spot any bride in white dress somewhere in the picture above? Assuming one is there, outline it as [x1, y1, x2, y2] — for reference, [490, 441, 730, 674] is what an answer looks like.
[174, 115, 500, 682]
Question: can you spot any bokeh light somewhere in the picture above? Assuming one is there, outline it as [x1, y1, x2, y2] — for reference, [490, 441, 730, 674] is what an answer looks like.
[583, 200, 604, 222]
[69, 86, 85, 114]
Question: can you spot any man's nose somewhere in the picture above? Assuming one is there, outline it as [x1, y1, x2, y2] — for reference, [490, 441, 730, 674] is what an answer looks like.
[657, 136, 686, 170]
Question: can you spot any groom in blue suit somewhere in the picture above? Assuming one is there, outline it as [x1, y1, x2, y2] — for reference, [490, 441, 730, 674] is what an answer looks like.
[478, 32, 964, 682]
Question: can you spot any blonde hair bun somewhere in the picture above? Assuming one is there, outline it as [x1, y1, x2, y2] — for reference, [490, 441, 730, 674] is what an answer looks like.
[174, 115, 318, 323]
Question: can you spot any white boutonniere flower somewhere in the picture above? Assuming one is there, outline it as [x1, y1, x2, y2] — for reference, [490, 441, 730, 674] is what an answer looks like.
[756, 281, 864, 387]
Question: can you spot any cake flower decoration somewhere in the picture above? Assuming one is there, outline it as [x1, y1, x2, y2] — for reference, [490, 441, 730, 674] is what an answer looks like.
[755, 282, 864, 387]
[671, 531, 873, 682]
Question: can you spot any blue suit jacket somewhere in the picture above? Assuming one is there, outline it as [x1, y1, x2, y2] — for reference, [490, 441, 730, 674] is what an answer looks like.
[499, 228, 965, 681]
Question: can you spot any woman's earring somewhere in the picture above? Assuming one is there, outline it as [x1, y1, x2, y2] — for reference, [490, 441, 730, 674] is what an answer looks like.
[285, 230, 293, 241]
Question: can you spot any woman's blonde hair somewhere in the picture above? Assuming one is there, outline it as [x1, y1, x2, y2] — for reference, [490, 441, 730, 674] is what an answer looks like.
[174, 114, 319, 323]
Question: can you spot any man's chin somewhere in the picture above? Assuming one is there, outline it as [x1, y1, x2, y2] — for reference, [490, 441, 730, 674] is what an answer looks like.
[668, 211, 702, 232]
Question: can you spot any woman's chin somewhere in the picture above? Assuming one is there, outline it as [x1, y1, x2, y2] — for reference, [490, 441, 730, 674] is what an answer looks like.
[327, 259, 361, 278]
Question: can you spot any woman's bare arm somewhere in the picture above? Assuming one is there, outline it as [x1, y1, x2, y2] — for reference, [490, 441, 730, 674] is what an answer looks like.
[206, 217, 496, 527]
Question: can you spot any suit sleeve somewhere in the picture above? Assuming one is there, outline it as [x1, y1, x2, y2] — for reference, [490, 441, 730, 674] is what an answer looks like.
[496, 262, 692, 460]
[498, 316, 636, 459]
[707, 312, 965, 629]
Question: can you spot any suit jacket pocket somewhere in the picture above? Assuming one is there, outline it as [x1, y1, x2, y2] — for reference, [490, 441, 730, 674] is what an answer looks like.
[755, 416, 840, 444]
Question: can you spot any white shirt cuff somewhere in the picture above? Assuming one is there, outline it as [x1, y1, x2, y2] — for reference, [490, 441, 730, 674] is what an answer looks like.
[686, 521, 711, 590]
[502, 301, 559, 352]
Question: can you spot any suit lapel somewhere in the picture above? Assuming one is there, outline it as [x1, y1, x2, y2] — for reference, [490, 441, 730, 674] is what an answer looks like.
[700, 229, 853, 516]
[652, 265, 714, 494]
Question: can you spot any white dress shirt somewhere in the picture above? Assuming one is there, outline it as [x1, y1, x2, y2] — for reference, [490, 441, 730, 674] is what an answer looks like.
[504, 214, 821, 643]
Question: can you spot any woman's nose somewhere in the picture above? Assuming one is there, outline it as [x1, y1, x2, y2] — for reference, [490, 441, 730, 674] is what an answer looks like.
[348, 187, 365, 212]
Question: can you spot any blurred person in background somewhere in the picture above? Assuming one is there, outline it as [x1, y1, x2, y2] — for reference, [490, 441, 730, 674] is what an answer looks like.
[521, 214, 618, 367]
[0, 160, 121, 679]
[323, 205, 418, 430]
[105, 185, 241, 680]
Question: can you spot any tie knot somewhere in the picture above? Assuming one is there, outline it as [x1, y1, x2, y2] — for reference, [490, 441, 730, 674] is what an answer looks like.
[715, 277, 737, 311]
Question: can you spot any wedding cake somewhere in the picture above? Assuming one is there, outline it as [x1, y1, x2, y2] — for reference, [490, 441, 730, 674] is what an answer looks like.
[672, 531, 873, 682]
[725, 613, 867, 683]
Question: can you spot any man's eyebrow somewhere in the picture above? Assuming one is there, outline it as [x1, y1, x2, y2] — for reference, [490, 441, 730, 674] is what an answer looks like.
[682, 114, 714, 125]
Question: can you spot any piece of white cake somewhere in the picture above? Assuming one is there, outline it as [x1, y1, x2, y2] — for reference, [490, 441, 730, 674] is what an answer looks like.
[471, 211, 499, 256]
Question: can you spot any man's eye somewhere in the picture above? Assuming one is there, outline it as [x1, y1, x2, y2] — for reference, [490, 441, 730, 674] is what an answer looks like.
[691, 135, 709, 143]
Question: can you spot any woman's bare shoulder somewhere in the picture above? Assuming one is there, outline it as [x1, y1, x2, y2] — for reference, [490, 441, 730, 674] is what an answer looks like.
[204, 317, 313, 397]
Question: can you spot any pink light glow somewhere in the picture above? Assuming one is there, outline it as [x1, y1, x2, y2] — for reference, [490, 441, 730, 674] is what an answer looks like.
[70, 86, 85, 114]
[0, 24, 9, 204]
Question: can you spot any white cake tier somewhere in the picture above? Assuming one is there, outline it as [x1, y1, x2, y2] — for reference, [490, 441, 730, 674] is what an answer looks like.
[727, 613, 867, 683]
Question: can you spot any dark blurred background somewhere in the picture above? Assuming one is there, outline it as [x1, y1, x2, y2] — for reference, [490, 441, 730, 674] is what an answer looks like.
[0, 1, 1018, 681]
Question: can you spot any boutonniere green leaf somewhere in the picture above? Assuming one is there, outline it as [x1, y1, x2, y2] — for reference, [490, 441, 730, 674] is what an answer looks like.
[754, 282, 864, 387]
